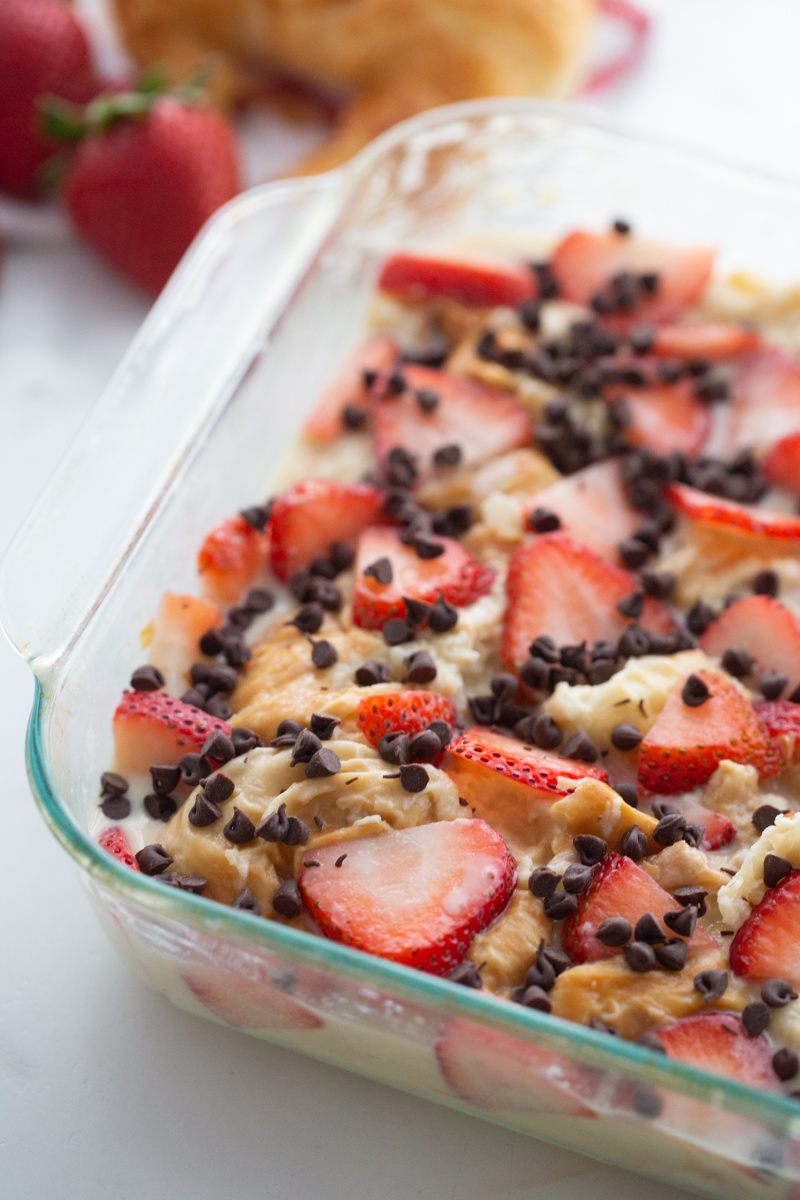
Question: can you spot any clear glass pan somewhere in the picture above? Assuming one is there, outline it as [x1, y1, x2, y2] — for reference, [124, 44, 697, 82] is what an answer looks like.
[5, 99, 800, 1200]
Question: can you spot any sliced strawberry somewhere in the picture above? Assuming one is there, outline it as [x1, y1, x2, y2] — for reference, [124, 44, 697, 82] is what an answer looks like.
[652, 322, 760, 362]
[730, 870, 800, 982]
[352, 526, 495, 631]
[435, 1018, 596, 1118]
[98, 826, 138, 870]
[755, 699, 800, 763]
[723, 347, 800, 458]
[501, 532, 673, 672]
[562, 852, 716, 964]
[182, 962, 323, 1030]
[197, 514, 269, 605]
[656, 1013, 777, 1088]
[700, 595, 800, 695]
[605, 377, 711, 457]
[763, 432, 800, 498]
[638, 670, 780, 794]
[148, 591, 223, 690]
[550, 230, 714, 330]
[378, 250, 535, 308]
[666, 482, 800, 541]
[371, 364, 533, 488]
[522, 460, 639, 562]
[677, 798, 737, 851]
[303, 334, 398, 442]
[113, 689, 232, 774]
[445, 726, 607, 803]
[357, 690, 456, 747]
[299, 819, 517, 975]
[269, 478, 385, 583]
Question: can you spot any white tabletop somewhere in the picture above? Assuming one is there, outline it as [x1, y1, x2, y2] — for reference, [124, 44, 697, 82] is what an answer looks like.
[3, 1, 800, 1196]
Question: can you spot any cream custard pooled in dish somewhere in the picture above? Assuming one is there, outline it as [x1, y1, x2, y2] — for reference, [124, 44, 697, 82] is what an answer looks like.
[97, 225, 800, 1098]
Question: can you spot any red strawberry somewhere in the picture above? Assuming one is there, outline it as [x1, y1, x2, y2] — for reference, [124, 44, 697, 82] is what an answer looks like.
[522, 459, 639, 563]
[723, 347, 800, 458]
[378, 250, 535, 308]
[562, 852, 716, 964]
[435, 1019, 596, 1118]
[444, 726, 608, 807]
[182, 962, 323, 1030]
[656, 1013, 777, 1088]
[302, 335, 398, 442]
[763, 432, 800, 498]
[638, 670, 781, 794]
[98, 825, 138, 870]
[0, 0, 96, 198]
[501, 532, 673, 672]
[299, 819, 517, 975]
[148, 591, 223, 690]
[371, 364, 533, 488]
[197, 514, 269, 605]
[666, 482, 800, 541]
[605, 376, 710, 457]
[755, 700, 800, 763]
[678, 798, 737, 851]
[652, 322, 760, 362]
[269, 478, 385, 583]
[550, 230, 714, 330]
[700, 595, 800, 695]
[352, 526, 495, 631]
[113, 689, 231, 774]
[357, 690, 456, 747]
[62, 88, 240, 293]
[730, 870, 800, 982]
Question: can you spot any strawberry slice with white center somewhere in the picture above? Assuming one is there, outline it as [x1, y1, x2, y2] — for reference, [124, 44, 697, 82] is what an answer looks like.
[352, 526, 495, 631]
[435, 1018, 596, 1118]
[98, 826, 138, 870]
[148, 591, 223, 693]
[445, 726, 608, 804]
[378, 250, 535, 308]
[302, 334, 399, 442]
[723, 347, 800, 458]
[755, 699, 800, 763]
[299, 819, 517, 975]
[562, 852, 716, 964]
[700, 595, 800, 696]
[182, 962, 323, 1030]
[605, 376, 711, 457]
[550, 230, 714, 330]
[677, 798, 737, 851]
[652, 322, 760, 362]
[656, 1013, 777, 1088]
[113, 689, 232, 774]
[763, 432, 800, 498]
[730, 870, 800, 981]
[638, 670, 781, 795]
[269, 478, 385, 582]
[522, 460, 639, 562]
[197, 514, 270, 605]
[357, 690, 456, 747]
[501, 532, 673, 672]
[666, 482, 800, 541]
[370, 364, 533, 489]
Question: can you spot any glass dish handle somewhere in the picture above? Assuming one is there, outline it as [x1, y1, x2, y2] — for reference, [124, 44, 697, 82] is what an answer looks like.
[0, 172, 344, 675]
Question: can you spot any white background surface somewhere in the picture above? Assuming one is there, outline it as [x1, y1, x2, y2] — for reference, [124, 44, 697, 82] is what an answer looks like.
[3, 2, 800, 1197]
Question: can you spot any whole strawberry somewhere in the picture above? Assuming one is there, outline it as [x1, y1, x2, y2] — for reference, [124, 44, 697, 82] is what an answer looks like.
[0, 0, 95, 198]
[56, 83, 241, 294]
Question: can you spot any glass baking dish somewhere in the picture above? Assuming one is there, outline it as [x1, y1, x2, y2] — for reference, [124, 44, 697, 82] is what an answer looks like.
[5, 98, 800, 1200]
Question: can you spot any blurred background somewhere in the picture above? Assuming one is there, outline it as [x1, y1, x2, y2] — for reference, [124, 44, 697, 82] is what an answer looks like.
[3, 2, 800, 1197]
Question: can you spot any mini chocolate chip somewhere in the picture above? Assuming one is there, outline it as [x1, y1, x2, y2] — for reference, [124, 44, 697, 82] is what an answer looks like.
[201, 730, 236, 765]
[149, 763, 181, 796]
[588, 658, 618, 685]
[383, 618, 412, 645]
[520, 656, 550, 689]
[330, 540, 355, 572]
[433, 444, 462, 468]
[224, 807, 256, 844]
[721, 647, 754, 678]
[562, 863, 594, 894]
[632, 1087, 663, 1119]
[130, 664, 164, 692]
[760, 671, 789, 700]
[532, 713, 562, 750]
[694, 968, 729, 1002]
[620, 824, 648, 861]
[653, 812, 687, 846]
[364, 556, 393, 585]
[283, 816, 310, 845]
[574, 834, 607, 867]
[355, 661, 391, 686]
[289, 602, 324, 633]
[634, 912, 666, 945]
[774, 1048, 800, 1082]
[517, 985, 551, 1012]
[399, 764, 428, 793]
[655, 938, 688, 971]
[100, 794, 131, 819]
[618, 624, 650, 657]
[378, 731, 411, 766]
[682, 820, 706, 849]
[619, 538, 650, 569]
[409, 729, 443, 762]
[221, 636, 251, 669]
[275, 718, 303, 741]
[181, 686, 208, 709]
[135, 844, 174, 875]
[244, 587, 274, 614]
[762, 978, 799, 1008]
[490, 673, 518, 704]
[428, 595, 458, 633]
[199, 628, 224, 655]
[305, 748, 341, 778]
[754, 569, 780, 597]
[335, 854, 347, 868]
[100, 771, 128, 796]
[311, 640, 338, 669]
[207, 664, 239, 694]
[414, 536, 446, 560]
[595, 917, 633, 947]
[664, 906, 697, 937]
[187, 791, 222, 827]
[272, 879, 303, 919]
[617, 589, 645, 620]
[742, 1000, 771, 1038]
[673, 885, 708, 912]
[310, 712, 341, 740]
[176, 875, 206, 895]
[403, 650, 437, 684]
[143, 792, 177, 822]
[525, 958, 556, 992]
[428, 719, 453, 747]
[256, 803, 290, 842]
[615, 781, 639, 808]
[612, 218, 631, 235]
[543, 890, 579, 920]
[343, 403, 367, 430]
[416, 387, 440, 413]
[180, 752, 212, 787]
[448, 961, 483, 989]
[402, 597, 432, 630]
[686, 601, 715, 636]
[610, 722, 643, 751]
[232, 888, 260, 915]
[640, 569, 675, 600]
[625, 941, 656, 972]
[682, 673, 711, 707]
[562, 732, 599, 762]
[528, 507, 561, 533]
[201, 774, 234, 808]
[636, 1032, 667, 1054]
[529, 867, 561, 899]
[764, 854, 793, 889]
[290, 729, 323, 765]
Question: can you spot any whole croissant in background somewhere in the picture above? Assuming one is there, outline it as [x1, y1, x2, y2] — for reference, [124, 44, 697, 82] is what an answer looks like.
[111, 0, 596, 174]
